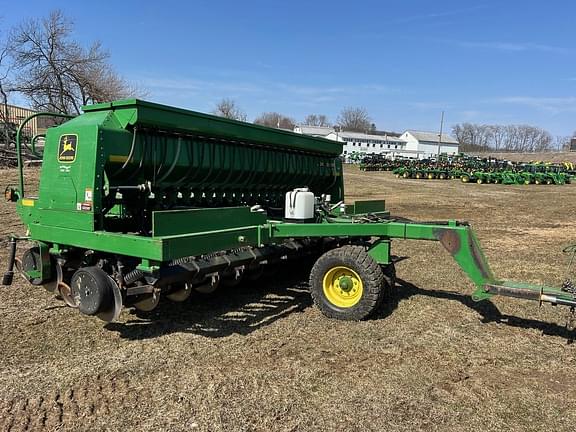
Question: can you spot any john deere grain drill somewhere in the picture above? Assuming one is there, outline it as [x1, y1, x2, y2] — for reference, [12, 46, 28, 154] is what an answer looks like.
[3, 99, 576, 325]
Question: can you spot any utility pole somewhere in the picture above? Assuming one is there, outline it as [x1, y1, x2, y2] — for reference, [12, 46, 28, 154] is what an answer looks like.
[437, 111, 444, 158]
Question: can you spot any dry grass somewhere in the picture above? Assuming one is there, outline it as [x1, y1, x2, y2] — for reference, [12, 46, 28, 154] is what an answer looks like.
[1, 165, 576, 431]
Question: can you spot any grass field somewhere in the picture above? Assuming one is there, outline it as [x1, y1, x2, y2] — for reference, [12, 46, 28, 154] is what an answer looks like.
[1, 165, 576, 431]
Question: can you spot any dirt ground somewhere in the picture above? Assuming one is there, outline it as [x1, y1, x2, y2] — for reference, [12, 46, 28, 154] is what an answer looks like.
[1, 165, 576, 431]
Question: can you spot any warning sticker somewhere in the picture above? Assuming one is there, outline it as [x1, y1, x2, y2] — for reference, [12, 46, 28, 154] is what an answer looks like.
[76, 202, 92, 211]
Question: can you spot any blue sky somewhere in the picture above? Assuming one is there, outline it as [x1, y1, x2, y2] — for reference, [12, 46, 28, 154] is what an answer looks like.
[1, 0, 575, 136]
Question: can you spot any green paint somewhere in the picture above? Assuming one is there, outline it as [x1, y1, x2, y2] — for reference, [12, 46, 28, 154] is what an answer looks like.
[152, 207, 267, 237]
[8, 99, 570, 315]
[368, 241, 391, 264]
[339, 276, 353, 292]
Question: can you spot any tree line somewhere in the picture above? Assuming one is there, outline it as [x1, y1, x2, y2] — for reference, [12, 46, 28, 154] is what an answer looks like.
[452, 123, 573, 153]
[214, 99, 375, 132]
[221, 102, 575, 153]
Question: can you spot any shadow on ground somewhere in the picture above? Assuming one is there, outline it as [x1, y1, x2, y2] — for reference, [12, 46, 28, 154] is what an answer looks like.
[382, 279, 575, 341]
[105, 263, 314, 340]
[105, 265, 574, 341]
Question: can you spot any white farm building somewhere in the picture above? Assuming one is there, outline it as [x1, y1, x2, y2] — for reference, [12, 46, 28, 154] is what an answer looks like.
[292, 125, 334, 138]
[399, 131, 459, 158]
[324, 131, 416, 161]
[293, 125, 459, 161]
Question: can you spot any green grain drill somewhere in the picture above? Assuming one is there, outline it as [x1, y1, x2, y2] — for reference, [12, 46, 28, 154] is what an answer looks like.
[3, 100, 575, 326]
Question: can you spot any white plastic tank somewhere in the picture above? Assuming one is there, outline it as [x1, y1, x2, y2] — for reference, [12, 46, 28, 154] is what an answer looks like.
[285, 188, 315, 221]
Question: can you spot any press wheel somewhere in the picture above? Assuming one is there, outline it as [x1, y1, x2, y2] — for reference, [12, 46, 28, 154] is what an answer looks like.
[166, 282, 192, 302]
[194, 274, 220, 294]
[133, 291, 160, 311]
[70, 267, 122, 321]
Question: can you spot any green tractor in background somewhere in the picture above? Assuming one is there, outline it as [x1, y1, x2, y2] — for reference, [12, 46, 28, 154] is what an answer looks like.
[516, 164, 570, 185]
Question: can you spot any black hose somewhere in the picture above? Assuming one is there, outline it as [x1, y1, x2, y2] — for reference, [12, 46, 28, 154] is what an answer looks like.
[111, 126, 138, 177]
[2, 237, 17, 286]
[157, 136, 182, 183]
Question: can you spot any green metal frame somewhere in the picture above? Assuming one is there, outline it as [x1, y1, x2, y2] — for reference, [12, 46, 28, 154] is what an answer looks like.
[7, 100, 575, 317]
[16, 112, 75, 197]
[23, 211, 495, 295]
[29, 134, 45, 158]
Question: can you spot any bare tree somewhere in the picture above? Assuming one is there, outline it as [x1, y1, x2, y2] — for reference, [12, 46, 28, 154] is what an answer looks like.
[212, 98, 247, 121]
[254, 112, 295, 130]
[9, 10, 138, 115]
[489, 125, 506, 151]
[0, 23, 14, 148]
[554, 135, 571, 151]
[337, 107, 373, 132]
[452, 122, 554, 152]
[0, 46, 11, 147]
[452, 123, 494, 151]
[303, 114, 331, 127]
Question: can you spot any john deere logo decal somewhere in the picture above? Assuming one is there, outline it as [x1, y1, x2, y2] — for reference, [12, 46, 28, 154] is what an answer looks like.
[58, 135, 77, 163]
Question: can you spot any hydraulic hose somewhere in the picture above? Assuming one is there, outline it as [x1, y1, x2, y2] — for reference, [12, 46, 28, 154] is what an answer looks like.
[2, 237, 17, 286]
[111, 126, 138, 177]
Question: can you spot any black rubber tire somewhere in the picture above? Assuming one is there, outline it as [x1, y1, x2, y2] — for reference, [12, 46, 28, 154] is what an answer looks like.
[309, 245, 387, 321]
[70, 266, 114, 316]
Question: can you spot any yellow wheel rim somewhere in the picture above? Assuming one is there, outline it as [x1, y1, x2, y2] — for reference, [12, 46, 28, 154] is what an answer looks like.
[322, 266, 363, 308]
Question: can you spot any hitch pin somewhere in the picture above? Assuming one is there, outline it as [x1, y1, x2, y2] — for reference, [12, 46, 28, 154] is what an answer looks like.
[540, 294, 576, 308]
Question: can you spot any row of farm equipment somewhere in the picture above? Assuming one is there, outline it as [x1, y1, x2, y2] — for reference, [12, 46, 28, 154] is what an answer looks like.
[394, 165, 572, 185]
[359, 154, 574, 185]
